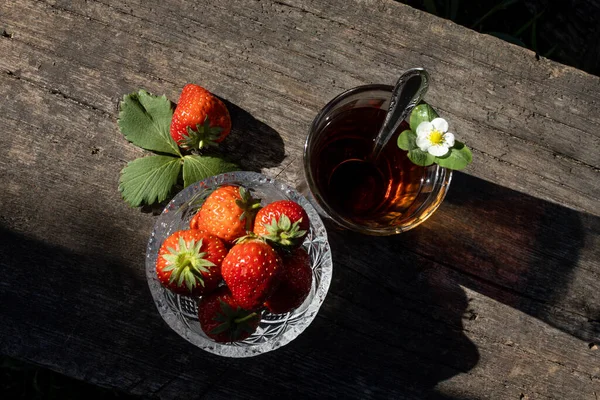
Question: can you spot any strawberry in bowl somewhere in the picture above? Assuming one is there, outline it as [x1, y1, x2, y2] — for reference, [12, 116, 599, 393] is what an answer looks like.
[254, 200, 310, 250]
[265, 247, 313, 314]
[156, 229, 227, 296]
[222, 237, 284, 311]
[145, 172, 332, 358]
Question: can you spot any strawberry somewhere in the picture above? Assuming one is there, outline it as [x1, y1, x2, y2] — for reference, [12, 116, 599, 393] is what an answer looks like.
[265, 247, 312, 314]
[198, 287, 261, 343]
[221, 238, 283, 310]
[170, 84, 232, 150]
[156, 230, 227, 296]
[253, 200, 309, 249]
[190, 185, 261, 244]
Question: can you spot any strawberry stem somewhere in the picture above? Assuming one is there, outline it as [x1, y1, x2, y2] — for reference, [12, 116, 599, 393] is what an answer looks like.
[234, 312, 258, 324]
[235, 187, 262, 232]
[260, 215, 307, 248]
[180, 116, 223, 150]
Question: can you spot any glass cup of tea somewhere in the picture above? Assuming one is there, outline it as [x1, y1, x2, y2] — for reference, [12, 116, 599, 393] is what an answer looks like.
[302, 84, 452, 236]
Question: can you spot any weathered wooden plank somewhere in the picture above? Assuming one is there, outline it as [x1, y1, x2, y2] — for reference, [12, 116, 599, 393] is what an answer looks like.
[1, 69, 598, 399]
[3, 220, 597, 400]
[1, 0, 600, 399]
[93, 0, 600, 204]
[1, 0, 599, 214]
[2, 223, 597, 398]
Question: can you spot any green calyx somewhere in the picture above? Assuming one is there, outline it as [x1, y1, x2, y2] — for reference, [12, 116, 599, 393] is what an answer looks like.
[210, 299, 259, 340]
[161, 236, 216, 292]
[235, 187, 262, 231]
[180, 115, 223, 150]
[261, 215, 306, 248]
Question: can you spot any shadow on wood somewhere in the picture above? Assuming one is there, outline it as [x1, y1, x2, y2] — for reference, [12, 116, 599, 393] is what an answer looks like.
[303, 224, 481, 398]
[0, 223, 477, 398]
[219, 99, 286, 172]
[0, 224, 240, 397]
[0, 225, 176, 393]
[289, 172, 598, 397]
[2, 172, 597, 399]
[399, 172, 599, 342]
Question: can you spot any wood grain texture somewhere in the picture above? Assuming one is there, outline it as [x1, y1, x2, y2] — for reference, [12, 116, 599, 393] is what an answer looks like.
[1, 0, 599, 399]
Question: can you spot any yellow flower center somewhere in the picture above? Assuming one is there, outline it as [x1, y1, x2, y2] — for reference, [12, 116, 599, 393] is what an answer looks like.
[429, 129, 444, 145]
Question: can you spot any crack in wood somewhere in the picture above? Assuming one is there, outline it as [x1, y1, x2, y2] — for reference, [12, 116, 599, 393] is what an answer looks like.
[470, 147, 598, 204]
[147, 375, 176, 396]
[553, 152, 600, 173]
[124, 375, 147, 393]
[272, 0, 355, 28]
[32, 0, 600, 176]
[2, 70, 112, 118]
[273, 156, 298, 179]
[435, 105, 600, 172]
[276, 0, 600, 106]
[1, 28, 14, 38]
[50, 87, 114, 118]
[39, 0, 320, 112]
[397, 248, 599, 331]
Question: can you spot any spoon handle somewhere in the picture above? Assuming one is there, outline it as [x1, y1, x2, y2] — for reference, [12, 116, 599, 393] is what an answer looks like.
[371, 68, 430, 161]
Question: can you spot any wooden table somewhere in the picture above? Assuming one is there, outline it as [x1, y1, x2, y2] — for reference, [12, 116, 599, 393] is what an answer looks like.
[1, 1, 599, 399]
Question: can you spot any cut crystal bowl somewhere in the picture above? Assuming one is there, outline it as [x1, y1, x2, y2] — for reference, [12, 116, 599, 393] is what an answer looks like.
[145, 171, 333, 357]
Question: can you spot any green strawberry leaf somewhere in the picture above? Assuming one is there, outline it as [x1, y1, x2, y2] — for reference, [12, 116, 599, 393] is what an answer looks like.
[119, 155, 182, 207]
[182, 155, 239, 187]
[408, 148, 436, 166]
[397, 129, 417, 151]
[118, 90, 181, 157]
[435, 141, 473, 170]
[409, 103, 439, 132]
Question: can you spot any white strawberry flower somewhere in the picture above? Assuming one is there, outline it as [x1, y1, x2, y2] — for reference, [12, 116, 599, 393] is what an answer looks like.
[416, 118, 455, 157]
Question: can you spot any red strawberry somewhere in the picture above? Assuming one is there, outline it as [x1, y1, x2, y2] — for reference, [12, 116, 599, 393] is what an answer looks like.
[265, 247, 312, 314]
[156, 230, 227, 296]
[221, 239, 283, 310]
[170, 84, 232, 150]
[253, 200, 309, 249]
[190, 185, 261, 244]
[198, 287, 261, 343]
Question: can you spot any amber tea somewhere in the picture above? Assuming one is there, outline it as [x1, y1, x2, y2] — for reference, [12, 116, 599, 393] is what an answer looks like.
[310, 106, 427, 227]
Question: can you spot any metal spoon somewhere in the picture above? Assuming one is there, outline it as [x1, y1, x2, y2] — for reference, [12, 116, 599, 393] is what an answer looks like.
[326, 68, 431, 216]
[370, 68, 430, 161]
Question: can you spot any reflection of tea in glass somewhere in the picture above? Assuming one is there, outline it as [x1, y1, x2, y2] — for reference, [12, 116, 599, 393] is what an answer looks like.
[310, 107, 425, 227]
[304, 84, 451, 235]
